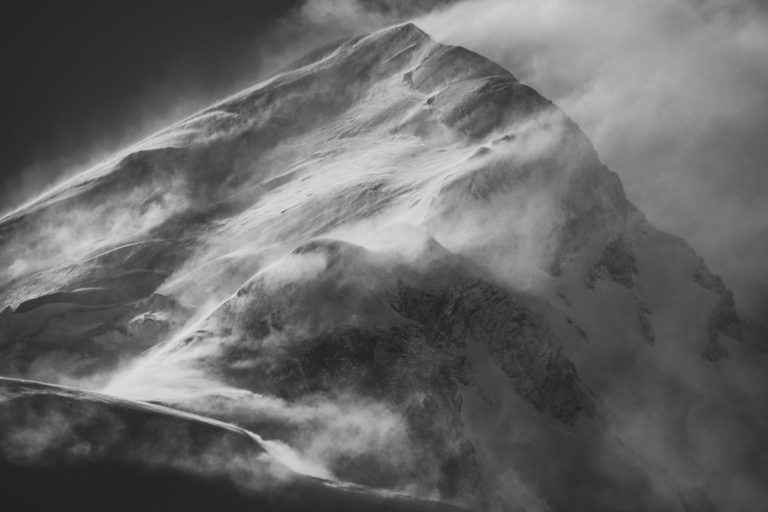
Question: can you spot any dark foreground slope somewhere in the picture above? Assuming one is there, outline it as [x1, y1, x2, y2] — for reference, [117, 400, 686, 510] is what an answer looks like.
[0, 377, 463, 512]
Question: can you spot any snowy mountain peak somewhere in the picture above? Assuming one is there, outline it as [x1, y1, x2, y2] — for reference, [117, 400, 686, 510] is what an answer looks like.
[0, 23, 763, 512]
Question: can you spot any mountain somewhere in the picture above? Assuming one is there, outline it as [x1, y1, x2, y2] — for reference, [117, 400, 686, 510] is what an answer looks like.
[0, 23, 765, 512]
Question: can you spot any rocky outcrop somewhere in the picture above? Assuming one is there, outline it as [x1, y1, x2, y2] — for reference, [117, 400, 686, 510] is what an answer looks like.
[703, 291, 741, 361]
[637, 306, 655, 345]
[392, 279, 593, 425]
[588, 235, 638, 288]
[693, 257, 742, 360]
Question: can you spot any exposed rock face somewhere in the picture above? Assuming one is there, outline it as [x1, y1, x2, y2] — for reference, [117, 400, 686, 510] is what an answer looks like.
[0, 22, 764, 512]
[637, 306, 655, 345]
[589, 235, 638, 288]
[393, 279, 593, 425]
[693, 256, 742, 360]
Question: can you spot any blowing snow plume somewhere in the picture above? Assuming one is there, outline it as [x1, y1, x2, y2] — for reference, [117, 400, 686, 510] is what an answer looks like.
[0, 16, 766, 512]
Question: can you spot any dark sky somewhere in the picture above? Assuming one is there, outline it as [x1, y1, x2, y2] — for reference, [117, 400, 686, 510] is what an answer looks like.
[0, 1, 303, 207]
